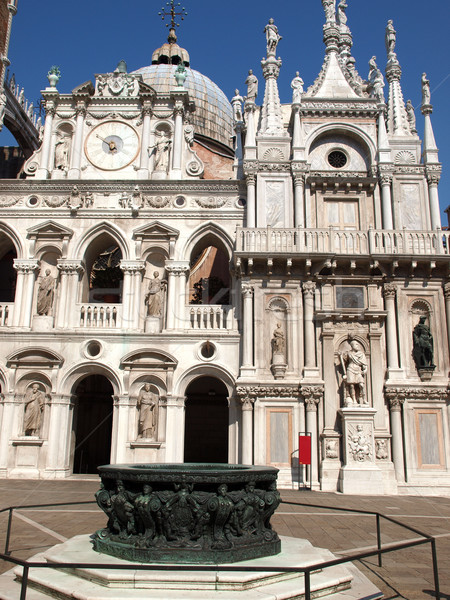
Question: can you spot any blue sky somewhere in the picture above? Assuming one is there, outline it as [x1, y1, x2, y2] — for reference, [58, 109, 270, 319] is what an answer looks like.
[1, 0, 449, 223]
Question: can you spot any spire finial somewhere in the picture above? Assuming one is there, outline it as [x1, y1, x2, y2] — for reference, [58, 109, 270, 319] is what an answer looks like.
[158, 1, 187, 44]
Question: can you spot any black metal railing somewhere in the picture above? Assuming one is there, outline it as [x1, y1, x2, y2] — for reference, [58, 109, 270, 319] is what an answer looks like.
[0, 499, 441, 600]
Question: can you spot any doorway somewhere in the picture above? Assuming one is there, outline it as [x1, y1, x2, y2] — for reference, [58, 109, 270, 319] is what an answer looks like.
[184, 376, 229, 463]
[72, 375, 113, 474]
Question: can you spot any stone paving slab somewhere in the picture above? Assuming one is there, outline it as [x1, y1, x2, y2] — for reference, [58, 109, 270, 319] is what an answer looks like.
[0, 479, 449, 599]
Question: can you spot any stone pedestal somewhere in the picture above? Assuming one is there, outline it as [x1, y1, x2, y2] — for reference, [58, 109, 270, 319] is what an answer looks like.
[338, 408, 384, 495]
[145, 316, 161, 333]
[31, 315, 54, 331]
[270, 353, 286, 379]
[10, 437, 43, 478]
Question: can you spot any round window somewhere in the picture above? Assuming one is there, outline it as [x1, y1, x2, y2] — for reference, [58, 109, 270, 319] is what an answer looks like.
[83, 340, 103, 359]
[27, 196, 40, 207]
[175, 196, 186, 208]
[328, 150, 348, 169]
[200, 342, 216, 360]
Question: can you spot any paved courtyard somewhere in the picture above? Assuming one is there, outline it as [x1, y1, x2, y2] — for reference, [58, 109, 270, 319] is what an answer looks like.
[0, 479, 448, 599]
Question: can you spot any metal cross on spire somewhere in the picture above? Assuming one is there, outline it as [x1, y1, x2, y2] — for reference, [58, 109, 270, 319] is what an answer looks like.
[158, 1, 187, 31]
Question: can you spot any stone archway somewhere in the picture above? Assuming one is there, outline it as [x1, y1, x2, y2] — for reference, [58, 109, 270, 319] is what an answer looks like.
[72, 374, 114, 474]
[184, 376, 229, 464]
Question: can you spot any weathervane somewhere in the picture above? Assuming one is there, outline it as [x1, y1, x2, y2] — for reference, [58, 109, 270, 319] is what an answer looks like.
[159, 1, 187, 31]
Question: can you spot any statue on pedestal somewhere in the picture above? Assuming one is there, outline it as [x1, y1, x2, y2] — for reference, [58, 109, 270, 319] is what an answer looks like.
[271, 323, 285, 357]
[54, 133, 70, 170]
[151, 130, 172, 172]
[23, 383, 45, 436]
[231, 89, 244, 121]
[421, 73, 431, 105]
[137, 383, 159, 439]
[322, 0, 336, 23]
[291, 72, 304, 103]
[245, 70, 258, 103]
[406, 100, 417, 132]
[385, 20, 397, 57]
[337, 0, 348, 29]
[340, 340, 368, 406]
[413, 316, 435, 369]
[37, 269, 55, 316]
[145, 271, 166, 317]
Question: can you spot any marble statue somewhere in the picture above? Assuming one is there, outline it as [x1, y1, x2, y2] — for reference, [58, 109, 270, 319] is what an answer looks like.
[291, 72, 304, 103]
[385, 20, 396, 57]
[264, 18, 282, 56]
[337, 0, 348, 28]
[54, 133, 70, 170]
[174, 64, 187, 87]
[421, 73, 431, 105]
[406, 100, 417, 132]
[151, 130, 172, 172]
[23, 383, 45, 436]
[372, 70, 386, 102]
[18, 88, 24, 107]
[271, 323, 285, 356]
[145, 271, 166, 317]
[413, 316, 435, 369]
[375, 439, 388, 460]
[137, 383, 158, 439]
[231, 89, 244, 121]
[368, 56, 378, 81]
[245, 70, 258, 103]
[340, 340, 367, 406]
[37, 269, 55, 316]
[0, 93, 6, 128]
[322, 0, 336, 23]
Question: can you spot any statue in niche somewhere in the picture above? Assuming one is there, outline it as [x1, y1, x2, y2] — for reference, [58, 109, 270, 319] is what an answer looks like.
[231, 89, 243, 121]
[271, 323, 285, 357]
[421, 73, 431, 105]
[291, 72, 304, 103]
[54, 133, 70, 170]
[385, 20, 397, 57]
[340, 340, 368, 406]
[322, 0, 336, 23]
[150, 130, 172, 172]
[264, 18, 282, 57]
[406, 100, 417, 132]
[349, 424, 372, 462]
[137, 383, 159, 439]
[145, 271, 166, 317]
[36, 269, 56, 316]
[412, 316, 435, 369]
[245, 70, 258, 103]
[23, 383, 45, 436]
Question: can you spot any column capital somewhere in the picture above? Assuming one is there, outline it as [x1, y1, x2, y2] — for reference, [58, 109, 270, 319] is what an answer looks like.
[385, 387, 406, 411]
[13, 259, 39, 273]
[444, 282, 450, 300]
[120, 260, 145, 274]
[383, 283, 397, 299]
[241, 282, 254, 298]
[165, 260, 190, 276]
[378, 170, 393, 186]
[245, 172, 256, 186]
[57, 259, 85, 274]
[301, 385, 323, 408]
[141, 103, 153, 117]
[44, 100, 57, 117]
[302, 280, 316, 297]
[426, 165, 442, 186]
[75, 101, 87, 117]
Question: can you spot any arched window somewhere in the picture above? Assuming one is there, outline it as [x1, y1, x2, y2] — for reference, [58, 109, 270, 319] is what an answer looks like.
[189, 237, 230, 305]
[81, 234, 124, 303]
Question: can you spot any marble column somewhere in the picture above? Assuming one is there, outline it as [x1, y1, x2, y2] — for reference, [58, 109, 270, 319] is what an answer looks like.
[379, 172, 393, 230]
[293, 173, 305, 228]
[426, 168, 442, 230]
[165, 396, 186, 462]
[444, 283, 450, 355]
[120, 261, 145, 330]
[137, 104, 152, 179]
[244, 102, 256, 158]
[241, 396, 254, 465]
[383, 283, 400, 371]
[0, 393, 14, 476]
[387, 392, 405, 482]
[165, 267, 177, 330]
[302, 281, 317, 377]
[303, 386, 321, 486]
[165, 262, 190, 330]
[113, 395, 131, 463]
[68, 101, 87, 178]
[13, 259, 39, 327]
[234, 121, 244, 179]
[45, 394, 72, 475]
[241, 283, 254, 368]
[171, 102, 184, 176]
[56, 261, 84, 328]
[36, 101, 56, 179]
[246, 173, 256, 228]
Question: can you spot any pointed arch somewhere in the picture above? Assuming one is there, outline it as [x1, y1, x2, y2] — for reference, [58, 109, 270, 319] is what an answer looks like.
[0, 221, 25, 258]
[73, 221, 131, 261]
[181, 221, 234, 262]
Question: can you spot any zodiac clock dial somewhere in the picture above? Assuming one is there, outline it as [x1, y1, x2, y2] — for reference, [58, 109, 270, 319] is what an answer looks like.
[85, 121, 140, 170]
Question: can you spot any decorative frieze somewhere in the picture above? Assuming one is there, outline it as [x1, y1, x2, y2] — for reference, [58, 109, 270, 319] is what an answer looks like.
[236, 385, 299, 399]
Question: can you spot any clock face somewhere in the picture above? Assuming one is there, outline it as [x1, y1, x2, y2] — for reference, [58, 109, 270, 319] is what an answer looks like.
[85, 121, 140, 170]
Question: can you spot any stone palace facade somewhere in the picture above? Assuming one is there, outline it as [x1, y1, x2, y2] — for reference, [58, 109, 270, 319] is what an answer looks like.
[0, 1, 449, 495]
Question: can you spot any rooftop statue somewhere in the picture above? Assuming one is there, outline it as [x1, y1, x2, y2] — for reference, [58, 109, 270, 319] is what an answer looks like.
[337, 0, 348, 30]
[406, 100, 417, 132]
[291, 72, 304, 104]
[264, 18, 282, 57]
[245, 69, 258, 103]
[322, 0, 336, 24]
[421, 72, 431, 105]
[385, 20, 397, 57]
[231, 89, 244, 121]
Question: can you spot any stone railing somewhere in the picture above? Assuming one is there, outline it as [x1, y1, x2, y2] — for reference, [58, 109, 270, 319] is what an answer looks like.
[187, 305, 236, 330]
[236, 227, 450, 256]
[0, 303, 13, 326]
[78, 304, 121, 328]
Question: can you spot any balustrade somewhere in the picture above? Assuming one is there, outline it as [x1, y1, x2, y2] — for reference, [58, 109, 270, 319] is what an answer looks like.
[0, 304, 12, 326]
[79, 304, 121, 328]
[187, 305, 235, 330]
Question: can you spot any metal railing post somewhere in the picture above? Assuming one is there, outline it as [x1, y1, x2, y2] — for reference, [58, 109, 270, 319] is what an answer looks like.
[19, 565, 29, 600]
[4, 507, 13, 555]
[376, 513, 382, 567]
[304, 569, 311, 600]
[430, 538, 441, 600]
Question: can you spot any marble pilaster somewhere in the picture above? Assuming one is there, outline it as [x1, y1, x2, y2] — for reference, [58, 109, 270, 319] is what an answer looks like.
[68, 102, 87, 178]
[385, 390, 405, 483]
[13, 259, 39, 327]
[56, 260, 84, 328]
[241, 395, 255, 465]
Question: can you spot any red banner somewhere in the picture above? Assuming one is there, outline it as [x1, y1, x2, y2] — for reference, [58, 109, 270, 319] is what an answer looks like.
[299, 435, 311, 465]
